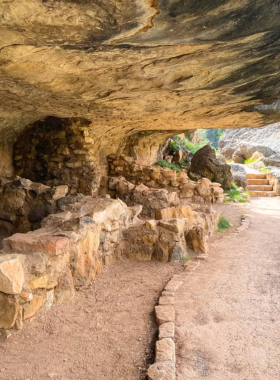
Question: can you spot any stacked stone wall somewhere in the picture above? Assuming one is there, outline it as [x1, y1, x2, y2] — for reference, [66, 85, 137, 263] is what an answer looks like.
[108, 155, 224, 204]
[0, 174, 220, 330]
[0, 181, 138, 330]
[14, 117, 104, 196]
[267, 171, 280, 195]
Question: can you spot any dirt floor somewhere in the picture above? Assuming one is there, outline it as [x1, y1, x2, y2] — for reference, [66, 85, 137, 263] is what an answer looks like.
[0, 259, 183, 380]
[1, 198, 278, 380]
[176, 197, 280, 380]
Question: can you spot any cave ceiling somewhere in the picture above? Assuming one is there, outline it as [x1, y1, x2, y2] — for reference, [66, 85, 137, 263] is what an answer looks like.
[1, 0, 280, 144]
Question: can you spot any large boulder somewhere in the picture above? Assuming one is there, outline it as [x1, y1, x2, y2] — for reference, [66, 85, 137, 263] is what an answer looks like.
[230, 164, 247, 189]
[189, 145, 233, 189]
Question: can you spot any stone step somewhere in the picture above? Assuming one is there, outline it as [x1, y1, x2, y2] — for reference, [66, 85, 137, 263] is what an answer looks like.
[247, 185, 273, 191]
[247, 179, 269, 185]
[248, 191, 276, 197]
[246, 173, 267, 179]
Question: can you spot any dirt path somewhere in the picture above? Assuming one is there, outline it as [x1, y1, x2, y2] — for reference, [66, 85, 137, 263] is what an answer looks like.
[176, 197, 280, 380]
[0, 259, 183, 380]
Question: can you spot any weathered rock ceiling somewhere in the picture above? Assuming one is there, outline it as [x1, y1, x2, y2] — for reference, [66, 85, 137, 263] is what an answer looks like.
[1, 0, 280, 144]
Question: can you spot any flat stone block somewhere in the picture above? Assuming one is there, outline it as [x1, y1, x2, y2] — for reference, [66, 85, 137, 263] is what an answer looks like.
[3, 233, 69, 256]
[158, 296, 174, 306]
[159, 322, 175, 340]
[0, 254, 25, 294]
[161, 291, 175, 297]
[165, 280, 183, 292]
[155, 305, 175, 325]
[156, 338, 175, 363]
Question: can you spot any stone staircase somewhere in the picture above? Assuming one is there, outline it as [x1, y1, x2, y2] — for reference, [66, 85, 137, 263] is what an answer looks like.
[246, 173, 276, 197]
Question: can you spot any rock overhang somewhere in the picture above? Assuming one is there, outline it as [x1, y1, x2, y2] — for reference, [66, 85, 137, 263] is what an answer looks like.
[1, 0, 280, 160]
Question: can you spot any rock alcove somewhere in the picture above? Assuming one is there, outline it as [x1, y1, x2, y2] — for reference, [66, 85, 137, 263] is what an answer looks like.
[1, 0, 280, 330]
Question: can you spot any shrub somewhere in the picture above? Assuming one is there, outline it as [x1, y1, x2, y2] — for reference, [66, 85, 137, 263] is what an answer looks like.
[169, 141, 180, 152]
[218, 216, 230, 232]
[244, 157, 257, 165]
[156, 160, 181, 172]
[224, 183, 250, 203]
[182, 140, 206, 154]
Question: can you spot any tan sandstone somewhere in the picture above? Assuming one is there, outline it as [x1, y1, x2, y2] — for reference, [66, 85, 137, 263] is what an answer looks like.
[0, 254, 25, 294]
[156, 338, 176, 363]
[159, 322, 175, 340]
[148, 362, 176, 380]
[155, 305, 175, 326]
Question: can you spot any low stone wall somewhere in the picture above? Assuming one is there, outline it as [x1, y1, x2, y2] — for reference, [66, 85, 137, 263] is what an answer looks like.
[121, 204, 219, 262]
[0, 182, 138, 330]
[148, 260, 201, 380]
[0, 176, 68, 237]
[267, 170, 280, 195]
[0, 175, 220, 330]
[108, 155, 224, 203]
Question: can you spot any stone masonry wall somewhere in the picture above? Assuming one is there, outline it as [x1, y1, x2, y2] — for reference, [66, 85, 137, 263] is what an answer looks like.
[14, 117, 106, 196]
[108, 155, 224, 204]
[0, 182, 138, 330]
[267, 171, 280, 195]
[0, 175, 220, 330]
[0, 176, 68, 239]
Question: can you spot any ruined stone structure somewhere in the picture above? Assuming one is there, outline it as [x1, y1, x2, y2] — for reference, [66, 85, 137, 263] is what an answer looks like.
[0, 176, 219, 330]
[1, 0, 280, 334]
[108, 156, 224, 204]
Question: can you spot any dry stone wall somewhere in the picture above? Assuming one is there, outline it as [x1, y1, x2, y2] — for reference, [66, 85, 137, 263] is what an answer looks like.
[267, 170, 280, 195]
[14, 117, 106, 196]
[108, 155, 224, 204]
[121, 205, 219, 262]
[0, 180, 138, 330]
[0, 174, 220, 330]
[0, 176, 68, 240]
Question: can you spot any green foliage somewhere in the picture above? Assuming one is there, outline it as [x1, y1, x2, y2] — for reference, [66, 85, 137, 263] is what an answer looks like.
[244, 157, 257, 165]
[197, 129, 209, 145]
[206, 129, 225, 149]
[224, 183, 250, 203]
[169, 141, 180, 152]
[218, 216, 231, 232]
[156, 160, 181, 172]
[261, 167, 270, 173]
[182, 140, 206, 154]
[181, 257, 192, 263]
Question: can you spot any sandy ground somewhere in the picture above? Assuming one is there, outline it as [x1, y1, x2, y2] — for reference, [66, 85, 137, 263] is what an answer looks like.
[176, 197, 280, 380]
[0, 260, 183, 380]
[1, 198, 279, 380]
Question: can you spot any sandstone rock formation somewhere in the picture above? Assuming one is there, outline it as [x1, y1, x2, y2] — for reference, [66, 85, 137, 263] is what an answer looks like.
[1, 1, 280, 175]
[189, 145, 233, 189]
[219, 123, 280, 165]
[2, 0, 280, 332]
